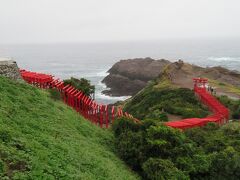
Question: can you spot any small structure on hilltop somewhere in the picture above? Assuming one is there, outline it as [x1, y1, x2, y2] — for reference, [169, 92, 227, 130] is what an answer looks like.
[0, 58, 22, 80]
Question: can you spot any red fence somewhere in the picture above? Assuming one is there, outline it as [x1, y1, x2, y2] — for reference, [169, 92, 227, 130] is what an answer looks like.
[20, 70, 229, 130]
[20, 69, 139, 128]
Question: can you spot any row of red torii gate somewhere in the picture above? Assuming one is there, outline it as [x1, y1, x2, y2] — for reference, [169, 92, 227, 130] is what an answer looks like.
[20, 69, 229, 130]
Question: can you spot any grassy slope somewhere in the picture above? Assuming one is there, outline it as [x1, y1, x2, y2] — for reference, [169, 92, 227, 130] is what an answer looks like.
[124, 76, 209, 121]
[208, 79, 240, 96]
[0, 77, 138, 179]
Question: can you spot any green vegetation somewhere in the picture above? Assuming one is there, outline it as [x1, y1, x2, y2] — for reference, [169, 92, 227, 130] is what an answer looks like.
[48, 88, 62, 101]
[217, 95, 240, 119]
[113, 117, 240, 179]
[0, 77, 138, 179]
[124, 80, 209, 121]
[209, 79, 240, 95]
[64, 77, 95, 96]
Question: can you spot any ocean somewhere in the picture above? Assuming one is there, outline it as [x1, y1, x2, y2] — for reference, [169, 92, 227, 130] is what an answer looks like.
[0, 38, 240, 104]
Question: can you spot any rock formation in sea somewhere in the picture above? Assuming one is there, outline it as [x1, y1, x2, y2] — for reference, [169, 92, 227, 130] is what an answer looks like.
[102, 58, 240, 98]
[101, 57, 171, 96]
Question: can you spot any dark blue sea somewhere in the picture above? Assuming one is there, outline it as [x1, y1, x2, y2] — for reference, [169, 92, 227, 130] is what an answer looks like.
[0, 38, 240, 104]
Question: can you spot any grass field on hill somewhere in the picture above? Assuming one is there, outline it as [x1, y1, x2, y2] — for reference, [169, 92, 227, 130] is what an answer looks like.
[0, 77, 139, 179]
[124, 77, 209, 121]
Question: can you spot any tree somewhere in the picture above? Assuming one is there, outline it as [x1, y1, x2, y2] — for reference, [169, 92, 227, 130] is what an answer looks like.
[210, 146, 240, 179]
[63, 77, 95, 97]
[142, 158, 188, 180]
[116, 131, 147, 171]
[145, 125, 186, 158]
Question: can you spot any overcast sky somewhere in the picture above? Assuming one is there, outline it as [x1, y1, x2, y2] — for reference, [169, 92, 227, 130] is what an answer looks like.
[0, 0, 239, 44]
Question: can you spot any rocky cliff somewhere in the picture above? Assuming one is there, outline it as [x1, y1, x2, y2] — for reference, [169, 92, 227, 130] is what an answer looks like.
[0, 58, 22, 80]
[102, 58, 240, 99]
[102, 57, 171, 96]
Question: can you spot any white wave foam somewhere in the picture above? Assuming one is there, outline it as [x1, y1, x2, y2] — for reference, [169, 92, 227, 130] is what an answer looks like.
[97, 81, 110, 90]
[95, 91, 131, 101]
[96, 71, 109, 77]
[95, 80, 131, 102]
[79, 70, 109, 78]
[208, 57, 240, 62]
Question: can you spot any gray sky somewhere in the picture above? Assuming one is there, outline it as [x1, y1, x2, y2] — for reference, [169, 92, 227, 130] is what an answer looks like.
[0, 0, 239, 43]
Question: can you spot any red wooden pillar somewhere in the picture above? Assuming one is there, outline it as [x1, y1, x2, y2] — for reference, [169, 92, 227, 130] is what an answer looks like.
[66, 86, 74, 105]
[117, 107, 120, 117]
[77, 92, 83, 112]
[92, 101, 97, 122]
[105, 105, 109, 128]
[87, 99, 93, 121]
[73, 92, 81, 110]
[99, 105, 103, 128]
[86, 97, 91, 119]
[62, 85, 71, 103]
[94, 103, 98, 124]
[68, 88, 76, 106]
[70, 90, 78, 107]
[111, 106, 115, 125]
[82, 95, 87, 116]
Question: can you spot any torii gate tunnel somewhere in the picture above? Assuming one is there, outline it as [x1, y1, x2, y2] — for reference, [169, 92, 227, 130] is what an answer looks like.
[165, 78, 230, 129]
[20, 69, 230, 130]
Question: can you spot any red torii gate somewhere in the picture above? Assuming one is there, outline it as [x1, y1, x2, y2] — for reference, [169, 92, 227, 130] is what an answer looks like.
[193, 77, 208, 90]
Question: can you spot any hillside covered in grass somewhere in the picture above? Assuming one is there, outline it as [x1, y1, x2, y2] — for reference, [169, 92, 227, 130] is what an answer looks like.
[0, 77, 138, 179]
[124, 75, 209, 121]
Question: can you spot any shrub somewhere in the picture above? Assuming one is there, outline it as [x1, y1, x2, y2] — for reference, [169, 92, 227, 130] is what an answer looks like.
[145, 125, 186, 158]
[116, 131, 147, 171]
[48, 89, 61, 101]
[210, 146, 240, 179]
[0, 159, 5, 175]
[0, 130, 11, 143]
[217, 95, 240, 119]
[142, 158, 188, 180]
[112, 117, 142, 137]
[146, 110, 168, 122]
[232, 111, 240, 119]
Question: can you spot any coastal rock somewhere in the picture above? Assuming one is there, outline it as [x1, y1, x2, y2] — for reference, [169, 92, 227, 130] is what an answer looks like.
[102, 58, 171, 96]
[102, 58, 240, 98]
[164, 60, 240, 88]
[0, 58, 22, 80]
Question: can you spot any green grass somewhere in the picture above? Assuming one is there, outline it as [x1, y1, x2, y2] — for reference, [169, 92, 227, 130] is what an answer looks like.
[0, 77, 139, 179]
[209, 79, 240, 95]
[124, 77, 209, 121]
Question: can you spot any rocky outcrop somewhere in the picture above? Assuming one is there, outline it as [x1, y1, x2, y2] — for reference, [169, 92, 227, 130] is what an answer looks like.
[0, 58, 22, 80]
[164, 60, 240, 89]
[102, 58, 240, 97]
[102, 58, 171, 96]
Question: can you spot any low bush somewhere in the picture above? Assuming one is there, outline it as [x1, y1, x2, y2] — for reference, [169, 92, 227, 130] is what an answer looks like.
[112, 117, 142, 137]
[113, 117, 240, 179]
[217, 95, 240, 119]
[48, 88, 61, 101]
[142, 158, 187, 180]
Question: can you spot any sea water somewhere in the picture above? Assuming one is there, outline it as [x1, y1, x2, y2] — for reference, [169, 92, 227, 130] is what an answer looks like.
[0, 38, 239, 104]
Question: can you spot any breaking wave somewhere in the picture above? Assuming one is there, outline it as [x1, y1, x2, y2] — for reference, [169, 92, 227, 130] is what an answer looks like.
[207, 57, 240, 62]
